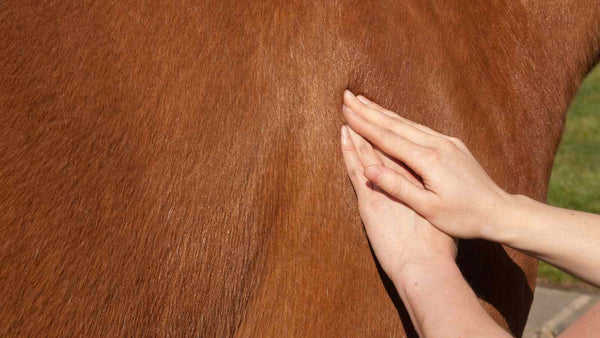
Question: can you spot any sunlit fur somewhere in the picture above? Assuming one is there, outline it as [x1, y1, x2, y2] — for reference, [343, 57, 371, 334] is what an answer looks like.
[1, 1, 599, 336]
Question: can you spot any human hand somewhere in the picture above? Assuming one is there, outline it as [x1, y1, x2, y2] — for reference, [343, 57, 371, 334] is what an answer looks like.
[340, 124, 457, 281]
[342, 90, 513, 240]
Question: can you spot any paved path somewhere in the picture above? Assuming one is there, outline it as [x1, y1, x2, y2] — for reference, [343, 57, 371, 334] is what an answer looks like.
[523, 286, 599, 337]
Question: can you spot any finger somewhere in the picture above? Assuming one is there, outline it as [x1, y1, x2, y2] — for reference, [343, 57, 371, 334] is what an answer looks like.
[356, 95, 408, 121]
[347, 124, 423, 190]
[344, 90, 437, 146]
[344, 117, 434, 177]
[363, 165, 433, 214]
[340, 125, 371, 198]
[346, 125, 383, 168]
[356, 94, 447, 139]
[373, 147, 423, 188]
[346, 126, 389, 195]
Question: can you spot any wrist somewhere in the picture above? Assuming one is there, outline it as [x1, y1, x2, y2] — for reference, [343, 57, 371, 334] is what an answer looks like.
[480, 193, 533, 245]
[391, 255, 459, 297]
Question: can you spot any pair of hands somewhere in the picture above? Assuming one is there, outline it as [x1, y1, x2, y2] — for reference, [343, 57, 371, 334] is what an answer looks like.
[340, 90, 512, 280]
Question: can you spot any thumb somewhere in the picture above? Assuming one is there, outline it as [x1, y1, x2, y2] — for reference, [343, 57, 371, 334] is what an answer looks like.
[364, 165, 432, 213]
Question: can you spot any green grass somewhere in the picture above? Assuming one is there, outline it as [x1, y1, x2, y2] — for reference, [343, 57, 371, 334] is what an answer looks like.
[540, 66, 600, 285]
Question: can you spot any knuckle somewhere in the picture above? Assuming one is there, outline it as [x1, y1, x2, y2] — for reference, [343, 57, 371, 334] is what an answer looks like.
[345, 109, 364, 127]
[389, 180, 405, 198]
[436, 138, 458, 152]
[373, 127, 395, 143]
[350, 167, 364, 180]
[447, 136, 460, 144]
[356, 141, 372, 155]
[448, 137, 465, 148]
[420, 148, 441, 162]
[448, 137, 469, 153]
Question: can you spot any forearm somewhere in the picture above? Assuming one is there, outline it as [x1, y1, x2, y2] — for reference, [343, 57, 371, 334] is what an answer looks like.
[490, 195, 600, 286]
[392, 259, 510, 337]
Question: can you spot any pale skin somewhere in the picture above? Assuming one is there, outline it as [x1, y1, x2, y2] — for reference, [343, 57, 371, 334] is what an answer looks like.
[340, 89, 600, 336]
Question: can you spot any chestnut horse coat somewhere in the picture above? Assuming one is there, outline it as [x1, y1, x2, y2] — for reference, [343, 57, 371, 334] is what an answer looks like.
[1, 1, 599, 336]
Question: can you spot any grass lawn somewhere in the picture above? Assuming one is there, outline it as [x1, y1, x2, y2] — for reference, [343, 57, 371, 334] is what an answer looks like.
[540, 65, 600, 285]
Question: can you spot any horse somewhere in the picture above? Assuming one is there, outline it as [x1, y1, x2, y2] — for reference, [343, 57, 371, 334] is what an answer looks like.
[1, 1, 598, 336]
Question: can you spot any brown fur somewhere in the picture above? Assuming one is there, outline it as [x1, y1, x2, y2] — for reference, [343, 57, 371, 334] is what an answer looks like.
[1, 1, 599, 336]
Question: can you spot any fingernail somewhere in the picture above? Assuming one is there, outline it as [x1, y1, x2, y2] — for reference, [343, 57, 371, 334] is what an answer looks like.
[364, 166, 383, 182]
[344, 89, 356, 100]
[341, 125, 350, 146]
[357, 95, 371, 104]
